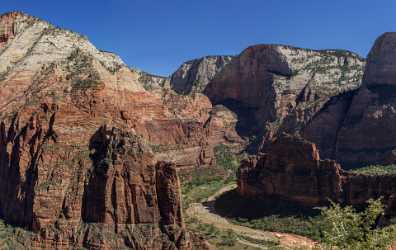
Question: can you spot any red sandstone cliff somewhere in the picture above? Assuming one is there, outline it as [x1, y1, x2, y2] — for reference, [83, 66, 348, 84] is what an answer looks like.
[0, 11, 242, 173]
[0, 11, 219, 249]
[0, 107, 203, 249]
[238, 134, 396, 212]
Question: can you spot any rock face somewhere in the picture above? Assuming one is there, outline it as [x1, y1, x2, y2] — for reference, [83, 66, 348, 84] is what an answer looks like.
[171, 56, 233, 94]
[173, 35, 396, 168]
[0, 110, 196, 249]
[363, 32, 396, 87]
[0, 11, 220, 249]
[303, 32, 396, 167]
[238, 134, 396, 210]
[0, 11, 241, 172]
[206, 45, 364, 136]
[172, 44, 365, 143]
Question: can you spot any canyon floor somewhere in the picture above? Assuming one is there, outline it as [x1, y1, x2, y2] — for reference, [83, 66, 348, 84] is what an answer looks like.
[185, 183, 316, 249]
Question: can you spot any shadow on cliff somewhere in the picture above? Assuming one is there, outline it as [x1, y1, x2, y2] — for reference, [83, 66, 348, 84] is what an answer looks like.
[212, 99, 263, 153]
[81, 126, 108, 223]
[211, 189, 320, 220]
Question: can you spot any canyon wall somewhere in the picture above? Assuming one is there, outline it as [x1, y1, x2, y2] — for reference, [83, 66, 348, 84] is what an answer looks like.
[237, 134, 396, 212]
[0, 12, 215, 249]
[0, 108, 204, 249]
[172, 45, 365, 140]
[173, 33, 396, 168]
[0, 11, 242, 174]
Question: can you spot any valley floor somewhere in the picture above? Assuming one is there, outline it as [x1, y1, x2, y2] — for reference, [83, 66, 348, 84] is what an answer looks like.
[185, 183, 316, 249]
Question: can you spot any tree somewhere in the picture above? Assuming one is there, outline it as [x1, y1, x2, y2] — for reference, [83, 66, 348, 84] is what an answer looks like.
[319, 199, 396, 249]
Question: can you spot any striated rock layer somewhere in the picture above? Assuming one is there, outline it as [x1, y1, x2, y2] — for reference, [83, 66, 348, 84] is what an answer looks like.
[0, 108, 203, 249]
[173, 32, 396, 168]
[172, 45, 365, 139]
[0, 11, 242, 173]
[0, 11, 217, 249]
[238, 134, 396, 212]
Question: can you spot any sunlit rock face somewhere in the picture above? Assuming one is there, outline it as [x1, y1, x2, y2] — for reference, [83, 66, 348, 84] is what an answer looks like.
[172, 43, 365, 159]
[203, 45, 364, 137]
[0, 11, 219, 249]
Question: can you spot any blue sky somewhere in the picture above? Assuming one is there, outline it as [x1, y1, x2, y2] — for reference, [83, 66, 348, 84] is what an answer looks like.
[1, 1, 394, 76]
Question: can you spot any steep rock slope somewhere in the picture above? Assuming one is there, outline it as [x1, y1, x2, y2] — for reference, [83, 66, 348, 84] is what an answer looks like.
[0, 11, 241, 171]
[335, 32, 396, 166]
[171, 56, 233, 94]
[206, 45, 365, 137]
[0, 109, 200, 249]
[172, 45, 365, 143]
[304, 32, 396, 167]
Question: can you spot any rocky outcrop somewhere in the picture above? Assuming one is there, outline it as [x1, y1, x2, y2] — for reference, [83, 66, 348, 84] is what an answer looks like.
[237, 134, 344, 206]
[332, 33, 396, 167]
[363, 32, 396, 87]
[138, 70, 170, 92]
[171, 56, 233, 94]
[0, 12, 34, 47]
[238, 134, 396, 210]
[0, 109, 198, 249]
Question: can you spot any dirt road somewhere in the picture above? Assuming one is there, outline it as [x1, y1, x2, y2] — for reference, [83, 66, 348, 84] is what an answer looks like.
[186, 184, 316, 249]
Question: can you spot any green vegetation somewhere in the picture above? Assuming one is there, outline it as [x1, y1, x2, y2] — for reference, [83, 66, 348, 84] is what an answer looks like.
[185, 217, 281, 249]
[215, 190, 322, 240]
[182, 167, 232, 208]
[350, 164, 396, 176]
[66, 48, 102, 90]
[319, 199, 396, 249]
[187, 218, 237, 246]
[182, 144, 273, 249]
[181, 144, 244, 207]
[214, 144, 241, 175]
[0, 220, 29, 249]
[181, 143, 396, 249]
[215, 189, 396, 249]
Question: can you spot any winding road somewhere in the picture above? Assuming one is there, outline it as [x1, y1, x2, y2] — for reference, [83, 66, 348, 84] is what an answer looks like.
[186, 184, 316, 249]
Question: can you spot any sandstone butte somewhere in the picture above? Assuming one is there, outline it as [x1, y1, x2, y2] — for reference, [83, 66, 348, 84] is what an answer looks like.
[238, 133, 396, 214]
[2, 9, 396, 250]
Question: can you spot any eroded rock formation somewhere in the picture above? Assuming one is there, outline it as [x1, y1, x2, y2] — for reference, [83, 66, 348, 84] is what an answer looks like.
[0, 11, 217, 249]
[173, 33, 396, 168]
[238, 134, 396, 211]
[0, 11, 243, 172]
[0, 107, 201, 249]
[171, 44, 365, 155]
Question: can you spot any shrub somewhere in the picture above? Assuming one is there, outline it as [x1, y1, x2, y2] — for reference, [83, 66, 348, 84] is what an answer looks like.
[214, 144, 240, 174]
[350, 164, 396, 176]
[218, 229, 237, 246]
[319, 199, 396, 249]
